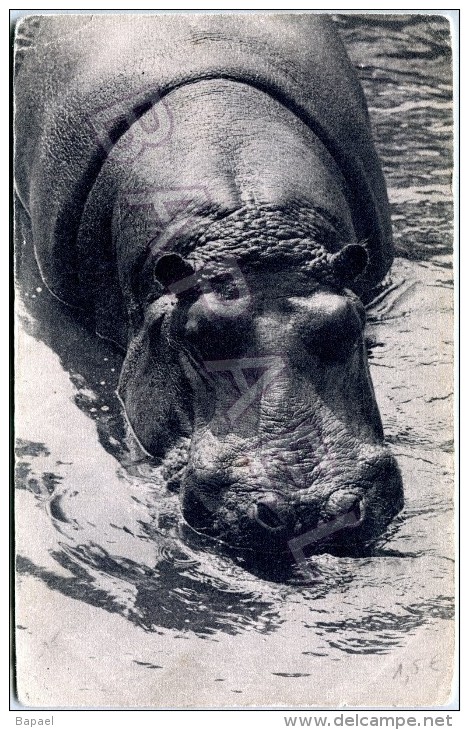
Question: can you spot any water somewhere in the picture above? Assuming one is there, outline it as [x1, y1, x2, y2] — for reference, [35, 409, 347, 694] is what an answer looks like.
[15, 15, 454, 707]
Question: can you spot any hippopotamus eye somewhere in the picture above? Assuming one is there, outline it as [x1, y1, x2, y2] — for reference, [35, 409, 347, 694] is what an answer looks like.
[298, 293, 364, 362]
[209, 273, 240, 300]
[184, 298, 252, 358]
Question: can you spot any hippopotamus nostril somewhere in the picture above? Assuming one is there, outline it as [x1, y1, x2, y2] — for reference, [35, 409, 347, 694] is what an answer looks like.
[249, 493, 288, 532]
[325, 490, 365, 525]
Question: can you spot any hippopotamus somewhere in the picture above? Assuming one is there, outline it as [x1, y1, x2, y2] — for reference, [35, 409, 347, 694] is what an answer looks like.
[14, 13, 403, 558]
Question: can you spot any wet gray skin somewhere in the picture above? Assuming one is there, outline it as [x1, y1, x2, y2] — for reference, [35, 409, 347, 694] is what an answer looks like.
[14, 15, 452, 691]
[15, 16, 404, 558]
[112, 81, 403, 556]
[118, 255, 403, 555]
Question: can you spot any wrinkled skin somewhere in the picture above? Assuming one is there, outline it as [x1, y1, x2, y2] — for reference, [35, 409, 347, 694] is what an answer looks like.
[119, 255, 403, 554]
[111, 79, 403, 554]
[15, 15, 403, 556]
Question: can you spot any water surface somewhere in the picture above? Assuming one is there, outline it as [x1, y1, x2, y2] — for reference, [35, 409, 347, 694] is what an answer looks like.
[15, 14, 454, 707]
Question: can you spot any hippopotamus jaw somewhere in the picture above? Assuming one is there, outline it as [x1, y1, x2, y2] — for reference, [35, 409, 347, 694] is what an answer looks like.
[178, 434, 403, 555]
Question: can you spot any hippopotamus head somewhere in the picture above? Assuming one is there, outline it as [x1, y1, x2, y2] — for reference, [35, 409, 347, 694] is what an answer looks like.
[118, 211, 403, 558]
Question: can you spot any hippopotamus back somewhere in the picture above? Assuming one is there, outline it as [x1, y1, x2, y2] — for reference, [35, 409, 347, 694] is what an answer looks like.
[15, 13, 392, 313]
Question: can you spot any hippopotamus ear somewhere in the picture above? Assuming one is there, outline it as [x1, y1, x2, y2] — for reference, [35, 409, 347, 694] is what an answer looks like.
[331, 244, 369, 285]
[153, 253, 197, 296]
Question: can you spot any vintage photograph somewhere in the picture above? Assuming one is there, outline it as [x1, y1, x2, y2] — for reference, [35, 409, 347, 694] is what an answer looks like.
[13, 10, 455, 708]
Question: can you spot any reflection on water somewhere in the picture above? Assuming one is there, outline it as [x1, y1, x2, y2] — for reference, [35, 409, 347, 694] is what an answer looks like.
[15, 14, 454, 700]
[335, 14, 453, 263]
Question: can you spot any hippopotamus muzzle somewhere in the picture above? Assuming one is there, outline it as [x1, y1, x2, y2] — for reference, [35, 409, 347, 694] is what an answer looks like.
[180, 444, 403, 556]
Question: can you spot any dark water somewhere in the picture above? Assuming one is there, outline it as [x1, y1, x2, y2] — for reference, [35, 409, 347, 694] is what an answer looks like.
[15, 15, 454, 707]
